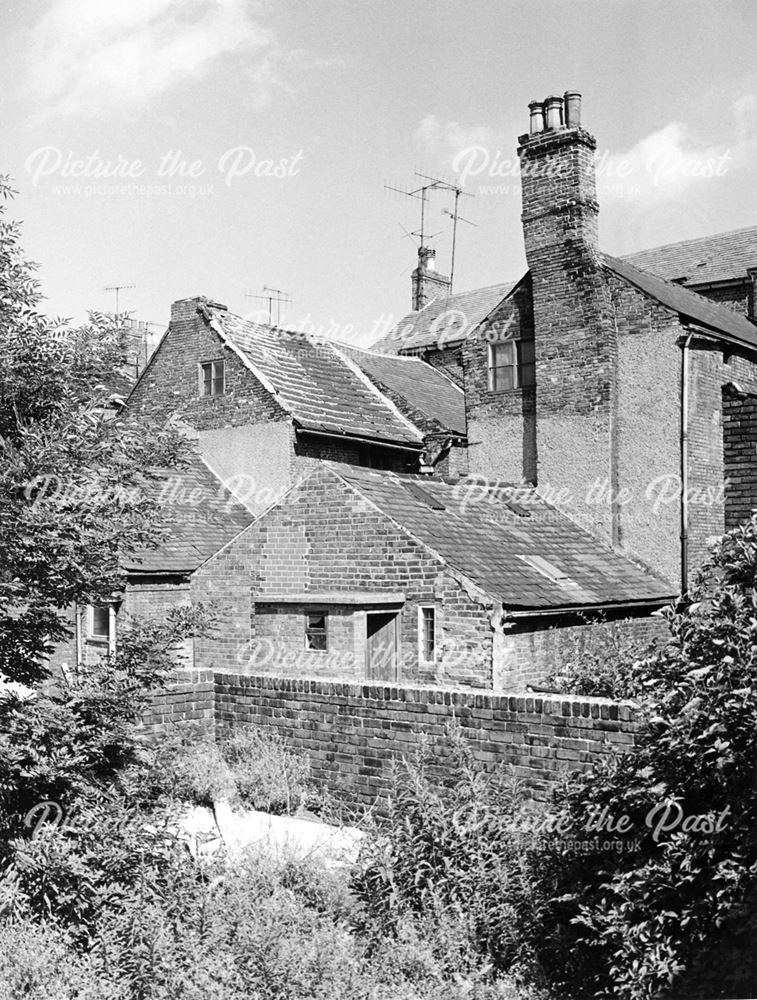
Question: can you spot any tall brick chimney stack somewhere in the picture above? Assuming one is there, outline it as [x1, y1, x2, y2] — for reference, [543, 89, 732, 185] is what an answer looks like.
[518, 92, 618, 545]
[411, 246, 451, 311]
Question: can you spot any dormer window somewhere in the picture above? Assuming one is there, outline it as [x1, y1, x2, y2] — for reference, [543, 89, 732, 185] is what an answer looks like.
[200, 359, 225, 397]
[487, 338, 535, 391]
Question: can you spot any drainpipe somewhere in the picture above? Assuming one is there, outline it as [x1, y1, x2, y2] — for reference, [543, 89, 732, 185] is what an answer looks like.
[680, 330, 694, 595]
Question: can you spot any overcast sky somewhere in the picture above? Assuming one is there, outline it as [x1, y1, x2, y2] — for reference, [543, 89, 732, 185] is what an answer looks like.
[2, 0, 756, 343]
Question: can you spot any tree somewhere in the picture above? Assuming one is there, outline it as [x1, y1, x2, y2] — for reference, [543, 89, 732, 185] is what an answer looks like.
[0, 176, 187, 682]
[530, 517, 757, 999]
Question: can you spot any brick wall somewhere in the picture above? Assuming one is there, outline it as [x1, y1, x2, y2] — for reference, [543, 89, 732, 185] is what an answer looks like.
[213, 673, 639, 812]
[723, 386, 757, 529]
[463, 281, 536, 483]
[142, 669, 215, 736]
[422, 346, 464, 388]
[191, 468, 497, 687]
[500, 614, 670, 689]
[519, 125, 617, 545]
[127, 298, 288, 430]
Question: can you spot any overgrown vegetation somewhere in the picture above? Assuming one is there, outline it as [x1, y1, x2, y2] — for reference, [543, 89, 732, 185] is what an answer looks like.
[146, 722, 311, 814]
[545, 616, 663, 700]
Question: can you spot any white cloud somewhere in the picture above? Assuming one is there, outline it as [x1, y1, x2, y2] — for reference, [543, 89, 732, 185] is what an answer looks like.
[598, 99, 757, 207]
[413, 114, 504, 174]
[26, 0, 276, 117]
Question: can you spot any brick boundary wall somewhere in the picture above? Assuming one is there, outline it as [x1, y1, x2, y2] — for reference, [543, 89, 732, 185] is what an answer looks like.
[142, 669, 216, 736]
[145, 672, 639, 812]
[213, 673, 638, 812]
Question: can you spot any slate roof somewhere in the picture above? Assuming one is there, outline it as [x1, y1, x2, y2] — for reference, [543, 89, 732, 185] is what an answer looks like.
[604, 255, 757, 350]
[123, 456, 253, 574]
[328, 464, 673, 611]
[622, 225, 757, 288]
[205, 307, 423, 447]
[335, 344, 466, 436]
[371, 281, 515, 354]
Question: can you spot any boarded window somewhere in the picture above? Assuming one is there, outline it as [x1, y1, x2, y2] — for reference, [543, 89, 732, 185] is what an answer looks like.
[305, 612, 328, 651]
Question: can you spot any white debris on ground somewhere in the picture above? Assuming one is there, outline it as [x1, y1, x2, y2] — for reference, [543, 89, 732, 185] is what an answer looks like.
[178, 799, 365, 868]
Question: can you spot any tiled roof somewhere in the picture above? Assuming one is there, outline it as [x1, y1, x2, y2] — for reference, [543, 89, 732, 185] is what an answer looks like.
[329, 464, 673, 611]
[335, 344, 466, 436]
[604, 255, 757, 350]
[123, 456, 253, 573]
[622, 225, 757, 288]
[206, 308, 423, 447]
[371, 282, 515, 354]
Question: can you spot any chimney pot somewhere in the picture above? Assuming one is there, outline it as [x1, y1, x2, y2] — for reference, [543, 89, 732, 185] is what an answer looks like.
[528, 100, 545, 135]
[563, 90, 582, 127]
[419, 246, 436, 271]
[543, 95, 564, 130]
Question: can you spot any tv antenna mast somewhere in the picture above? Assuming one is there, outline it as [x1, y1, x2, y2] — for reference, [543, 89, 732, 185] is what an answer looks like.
[104, 283, 135, 314]
[414, 172, 474, 292]
[383, 174, 448, 249]
[244, 285, 292, 326]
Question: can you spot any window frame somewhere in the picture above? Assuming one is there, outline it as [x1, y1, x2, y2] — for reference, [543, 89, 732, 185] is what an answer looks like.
[487, 337, 535, 392]
[199, 358, 226, 397]
[304, 611, 328, 652]
[86, 603, 116, 653]
[417, 605, 437, 666]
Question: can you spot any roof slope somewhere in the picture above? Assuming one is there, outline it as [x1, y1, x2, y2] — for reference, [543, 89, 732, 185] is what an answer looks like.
[329, 464, 673, 611]
[604, 254, 757, 349]
[207, 308, 422, 447]
[622, 225, 757, 287]
[123, 456, 254, 573]
[335, 344, 466, 435]
[372, 281, 514, 354]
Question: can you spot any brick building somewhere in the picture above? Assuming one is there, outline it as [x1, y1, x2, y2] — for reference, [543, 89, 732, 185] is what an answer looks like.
[191, 463, 671, 688]
[375, 92, 757, 595]
[54, 89, 757, 689]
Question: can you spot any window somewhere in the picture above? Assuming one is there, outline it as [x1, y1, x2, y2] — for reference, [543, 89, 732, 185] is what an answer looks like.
[418, 606, 436, 664]
[200, 359, 225, 397]
[487, 338, 535, 391]
[87, 604, 114, 647]
[305, 612, 328, 651]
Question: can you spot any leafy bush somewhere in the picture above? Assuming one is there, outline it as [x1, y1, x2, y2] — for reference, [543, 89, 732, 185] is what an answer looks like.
[221, 726, 311, 814]
[352, 726, 545, 984]
[528, 518, 757, 999]
[136, 723, 312, 814]
[545, 617, 663, 699]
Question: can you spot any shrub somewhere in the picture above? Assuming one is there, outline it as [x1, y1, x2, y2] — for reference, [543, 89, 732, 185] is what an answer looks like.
[352, 726, 544, 982]
[528, 518, 757, 999]
[220, 726, 311, 815]
[545, 617, 663, 699]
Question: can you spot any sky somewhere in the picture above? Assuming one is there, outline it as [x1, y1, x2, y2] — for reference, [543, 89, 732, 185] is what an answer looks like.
[2, 0, 757, 345]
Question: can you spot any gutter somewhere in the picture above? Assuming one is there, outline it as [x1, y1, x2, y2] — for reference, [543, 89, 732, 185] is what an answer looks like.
[504, 597, 674, 619]
[294, 425, 422, 452]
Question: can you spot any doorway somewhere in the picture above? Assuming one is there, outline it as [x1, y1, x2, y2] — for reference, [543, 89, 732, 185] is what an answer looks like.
[365, 611, 399, 681]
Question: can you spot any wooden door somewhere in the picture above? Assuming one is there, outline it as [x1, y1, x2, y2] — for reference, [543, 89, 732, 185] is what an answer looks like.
[365, 612, 399, 681]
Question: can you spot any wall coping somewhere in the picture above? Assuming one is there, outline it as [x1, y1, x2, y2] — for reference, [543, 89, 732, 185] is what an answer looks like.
[209, 670, 638, 721]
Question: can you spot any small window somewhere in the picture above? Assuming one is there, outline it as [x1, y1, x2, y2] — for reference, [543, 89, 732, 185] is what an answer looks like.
[200, 359, 225, 397]
[88, 604, 113, 643]
[488, 338, 535, 391]
[305, 612, 328, 651]
[418, 606, 436, 664]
